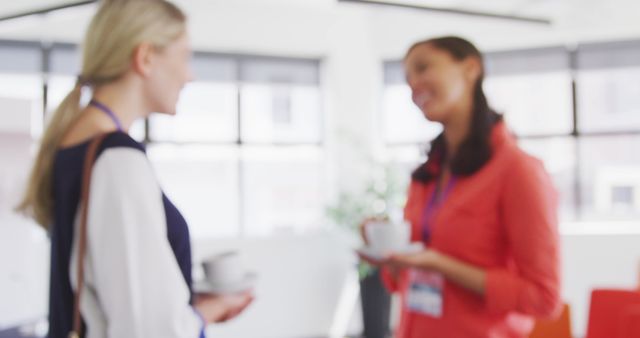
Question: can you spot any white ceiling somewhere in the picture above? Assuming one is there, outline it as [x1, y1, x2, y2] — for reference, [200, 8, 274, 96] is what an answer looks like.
[0, 0, 639, 56]
[345, 0, 560, 17]
[0, 0, 80, 17]
[0, 0, 597, 19]
[0, 0, 635, 22]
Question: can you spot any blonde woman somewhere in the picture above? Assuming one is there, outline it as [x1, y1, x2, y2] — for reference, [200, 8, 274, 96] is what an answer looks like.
[17, 1, 252, 337]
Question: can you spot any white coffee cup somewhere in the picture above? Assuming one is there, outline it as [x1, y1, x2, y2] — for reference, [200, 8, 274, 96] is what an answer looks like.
[202, 251, 245, 285]
[365, 220, 411, 253]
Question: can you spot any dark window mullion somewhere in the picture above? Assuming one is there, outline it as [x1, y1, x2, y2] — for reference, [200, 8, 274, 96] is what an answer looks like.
[41, 44, 51, 119]
[569, 48, 582, 221]
[236, 59, 244, 238]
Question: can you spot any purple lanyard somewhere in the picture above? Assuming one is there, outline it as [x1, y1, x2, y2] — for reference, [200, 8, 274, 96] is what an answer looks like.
[421, 176, 456, 243]
[89, 99, 123, 132]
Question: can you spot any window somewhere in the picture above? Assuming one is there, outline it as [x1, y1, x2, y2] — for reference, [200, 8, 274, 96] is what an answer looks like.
[484, 47, 573, 137]
[0, 39, 325, 239]
[240, 58, 322, 144]
[149, 55, 238, 143]
[0, 73, 43, 138]
[150, 81, 238, 142]
[573, 41, 640, 223]
[238, 58, 324, 236]
[240, 84, 322, 143]
[47, 44, 81, 119]
[577, 135, 640, 221]
[518, 137, 578, 221]
[0, 41, 43, 138]
[576, 41, 640, 133]
[147, 144, 240, 238]
[148, 55, 324, 238]
[240, 145, 325, 236]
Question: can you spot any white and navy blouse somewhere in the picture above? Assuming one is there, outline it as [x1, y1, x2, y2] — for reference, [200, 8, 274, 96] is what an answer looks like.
[48, 132, 205, 338]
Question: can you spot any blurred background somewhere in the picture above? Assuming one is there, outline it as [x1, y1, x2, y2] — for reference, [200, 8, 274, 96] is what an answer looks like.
[1, 0, 640, 337]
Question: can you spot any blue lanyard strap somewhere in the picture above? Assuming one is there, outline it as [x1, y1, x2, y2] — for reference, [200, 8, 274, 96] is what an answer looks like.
[421, 176, 456, 243]
[89, 99, 123, 132]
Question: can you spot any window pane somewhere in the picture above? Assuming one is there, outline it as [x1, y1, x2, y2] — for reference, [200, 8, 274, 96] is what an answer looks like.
[484, 47, 570, 76]
[0, 73, 43, 138]
[148, 144, 240, 238]
[576, 67, 640, 133]
[240, 58, 319, 85]
[191, 54, 237, 83]
[0, 43, 41, 74]
[240, 84, 321, 143]
[381, 144, 425, 213]
[49, 45, 79, 76]
[484, 72, 573, 136]
[46, 75, 76, 118]
[149, 82, 238, 143]
[518, 137, 577, 221]
[241, 146, 324, 236]
[577, 135, 640, 221]
[382, 84, 442, 144]
[382, 144, 425, 180]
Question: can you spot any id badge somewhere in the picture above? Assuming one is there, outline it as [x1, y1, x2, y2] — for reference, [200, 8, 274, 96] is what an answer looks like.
[406, 269, 444, 318]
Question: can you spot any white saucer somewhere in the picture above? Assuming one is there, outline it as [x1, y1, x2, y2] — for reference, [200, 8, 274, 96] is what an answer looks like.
[356, 242, 424, 261]
[193, 272, 257, 295]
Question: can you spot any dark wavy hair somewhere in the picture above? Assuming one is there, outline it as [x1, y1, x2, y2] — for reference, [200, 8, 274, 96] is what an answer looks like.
[408, 36, 502, 183]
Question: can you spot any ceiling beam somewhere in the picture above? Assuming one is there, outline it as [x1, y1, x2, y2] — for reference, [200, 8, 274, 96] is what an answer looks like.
[338, 0, 552, 25]
[0, 1, 98, 23]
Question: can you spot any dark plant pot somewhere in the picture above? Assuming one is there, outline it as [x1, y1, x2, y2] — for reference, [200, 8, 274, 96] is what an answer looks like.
[359, 267, 391, 338]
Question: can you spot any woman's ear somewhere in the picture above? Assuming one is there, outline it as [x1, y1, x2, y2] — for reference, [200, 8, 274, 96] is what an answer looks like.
[131, 43, 155, 78]
[463, 57, 482, 84]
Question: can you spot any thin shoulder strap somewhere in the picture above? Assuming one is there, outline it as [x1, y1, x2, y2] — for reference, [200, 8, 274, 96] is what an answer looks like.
[69, 134, 108, 338]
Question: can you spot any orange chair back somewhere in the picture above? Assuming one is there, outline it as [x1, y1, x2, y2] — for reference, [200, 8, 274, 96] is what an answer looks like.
[529, 303, 572, 338]
[585, 289, 640, 338]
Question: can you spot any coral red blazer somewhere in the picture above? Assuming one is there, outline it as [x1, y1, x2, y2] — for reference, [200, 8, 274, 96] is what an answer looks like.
[383, 122, 561, 338]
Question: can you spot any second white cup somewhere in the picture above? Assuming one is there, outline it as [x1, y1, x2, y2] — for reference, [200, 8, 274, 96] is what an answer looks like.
[365, 220, 411, 253]
[202, 251, 245, 286]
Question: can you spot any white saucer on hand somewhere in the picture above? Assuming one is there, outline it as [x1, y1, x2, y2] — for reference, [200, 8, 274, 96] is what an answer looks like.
[356, 242, 424, 261]
[193, 272, 257, 295]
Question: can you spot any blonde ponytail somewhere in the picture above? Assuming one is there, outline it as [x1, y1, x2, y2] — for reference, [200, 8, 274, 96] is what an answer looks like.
[16, 0, 186, 228]
[16, 85, 83, 228]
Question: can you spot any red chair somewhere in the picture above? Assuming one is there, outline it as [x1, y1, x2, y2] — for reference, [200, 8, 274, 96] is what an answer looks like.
[585, 289, 640, 338]
[529, 303, 572, 338]
[617, 304, 640, 338]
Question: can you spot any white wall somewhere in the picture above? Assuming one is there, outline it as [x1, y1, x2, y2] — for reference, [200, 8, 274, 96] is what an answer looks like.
[0, 214, 49, 329]
[0, 133, 49, 329]
[0, 97, 33, 134]
[191, 232, 360, 338]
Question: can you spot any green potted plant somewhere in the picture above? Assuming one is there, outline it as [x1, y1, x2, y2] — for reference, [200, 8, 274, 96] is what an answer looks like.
[326, 164, 406, 338]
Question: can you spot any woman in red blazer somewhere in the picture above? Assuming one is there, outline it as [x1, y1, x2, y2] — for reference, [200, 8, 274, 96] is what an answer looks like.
[364, 36, 561, 338]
